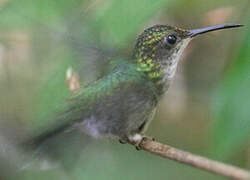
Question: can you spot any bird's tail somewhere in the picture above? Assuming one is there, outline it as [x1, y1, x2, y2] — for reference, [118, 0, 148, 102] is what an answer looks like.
[21, 97, 85, 150]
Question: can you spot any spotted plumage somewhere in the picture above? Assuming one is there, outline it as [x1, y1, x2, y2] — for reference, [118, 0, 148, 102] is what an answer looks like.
[134, 25, 189, 92]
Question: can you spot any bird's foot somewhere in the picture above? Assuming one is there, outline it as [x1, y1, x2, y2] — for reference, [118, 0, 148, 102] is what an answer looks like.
[128, 134, 155, 150]
[119, 139, 127, 144]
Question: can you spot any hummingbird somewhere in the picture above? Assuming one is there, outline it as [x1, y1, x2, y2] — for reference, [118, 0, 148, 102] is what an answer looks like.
[26, 23, 243, 150]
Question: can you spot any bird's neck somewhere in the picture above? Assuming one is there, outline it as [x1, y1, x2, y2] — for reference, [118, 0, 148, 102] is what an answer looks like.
[134, 53, 177, 95]
[134, 39, 191, 94]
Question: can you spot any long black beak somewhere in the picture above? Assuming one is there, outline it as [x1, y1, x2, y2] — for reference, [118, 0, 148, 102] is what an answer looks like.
[188, 24, 243, 37]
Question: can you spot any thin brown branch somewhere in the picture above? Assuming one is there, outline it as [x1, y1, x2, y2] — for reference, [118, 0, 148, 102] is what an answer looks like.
[131, 137, 250, 180]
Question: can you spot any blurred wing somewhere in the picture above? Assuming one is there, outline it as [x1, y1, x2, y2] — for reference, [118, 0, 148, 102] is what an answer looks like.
[19, 61, 144, 169]
[24, 60, 139, 146]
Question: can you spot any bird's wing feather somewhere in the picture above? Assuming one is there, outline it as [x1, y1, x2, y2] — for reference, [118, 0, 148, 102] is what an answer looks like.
[24, 60, 153, 147]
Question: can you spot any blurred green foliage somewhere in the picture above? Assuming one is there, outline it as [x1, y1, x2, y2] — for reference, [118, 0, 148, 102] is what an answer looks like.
[0, 0, 249, 179]
[88, 0, 171, 46]
[210, 10, 250, 159]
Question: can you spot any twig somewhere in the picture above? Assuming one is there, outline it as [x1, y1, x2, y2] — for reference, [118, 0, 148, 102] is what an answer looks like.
[130, 137, 250, 180]
[66, 68, 250, 180]
[66, 67, 81, 92]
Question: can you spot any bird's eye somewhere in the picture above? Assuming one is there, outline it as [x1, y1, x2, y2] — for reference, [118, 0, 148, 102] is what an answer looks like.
[166, 34, 177, 44]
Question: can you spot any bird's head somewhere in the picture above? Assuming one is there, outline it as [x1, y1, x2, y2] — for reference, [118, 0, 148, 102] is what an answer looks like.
[133, 24, 243, 90]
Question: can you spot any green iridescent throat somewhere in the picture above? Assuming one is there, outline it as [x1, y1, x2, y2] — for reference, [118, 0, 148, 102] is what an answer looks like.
[135, 56, 163, 85]
[134, 27, 168, 86]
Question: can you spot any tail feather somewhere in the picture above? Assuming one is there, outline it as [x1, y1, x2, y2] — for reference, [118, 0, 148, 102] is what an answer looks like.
[23, 121, 73, 149]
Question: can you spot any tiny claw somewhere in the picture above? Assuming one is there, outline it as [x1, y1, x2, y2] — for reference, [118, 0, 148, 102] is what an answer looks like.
[135, 145, 141, 151]
[135, 136, 154, 150]
[128, 134, 155, 150]
[119, 139, 127, 144]
[141, 135, 155, 142]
